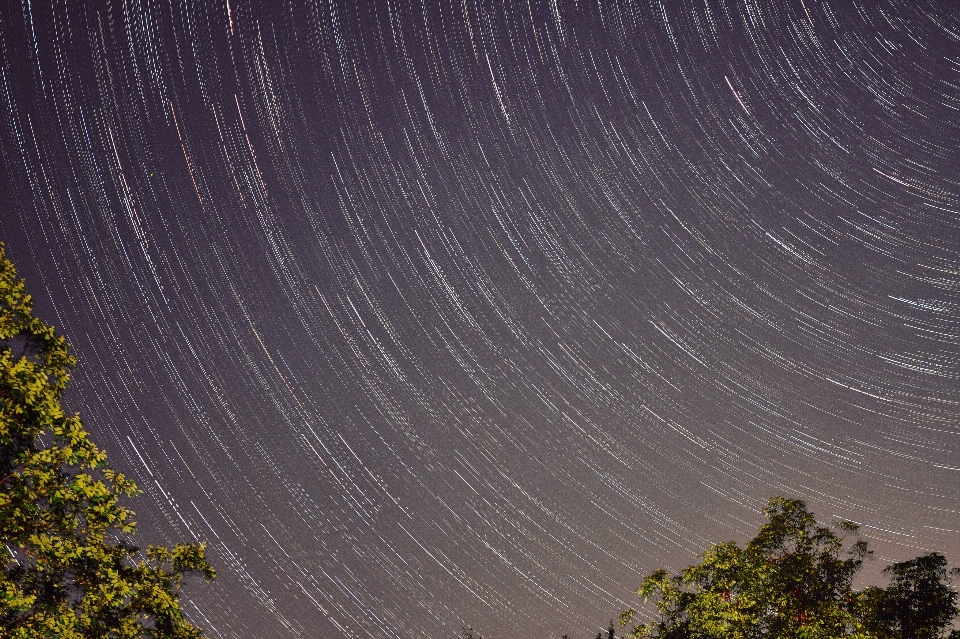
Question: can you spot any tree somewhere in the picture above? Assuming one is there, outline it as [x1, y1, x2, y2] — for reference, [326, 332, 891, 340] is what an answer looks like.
[614, 497, 959, 639]
[858, 553, 960, 639]
[0, 243, 215, 638]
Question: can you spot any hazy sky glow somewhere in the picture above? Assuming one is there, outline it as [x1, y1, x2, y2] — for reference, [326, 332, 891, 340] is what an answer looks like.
[2, 1, 959, 637]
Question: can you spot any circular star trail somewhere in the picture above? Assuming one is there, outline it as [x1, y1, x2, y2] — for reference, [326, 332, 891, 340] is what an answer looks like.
[2, 1, 959, 637]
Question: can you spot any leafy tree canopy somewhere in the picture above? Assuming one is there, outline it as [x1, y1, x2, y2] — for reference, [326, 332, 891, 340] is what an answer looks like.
[0, 243, 215, 638]
[611, 497, 959, 639]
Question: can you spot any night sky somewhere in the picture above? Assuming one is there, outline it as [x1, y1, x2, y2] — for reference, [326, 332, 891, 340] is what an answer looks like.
[2, 1, 960, 637]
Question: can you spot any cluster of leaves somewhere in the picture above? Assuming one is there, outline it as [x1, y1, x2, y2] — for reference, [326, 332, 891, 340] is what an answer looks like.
[0, 243, 214, 638]
[613, 497, 959, 639]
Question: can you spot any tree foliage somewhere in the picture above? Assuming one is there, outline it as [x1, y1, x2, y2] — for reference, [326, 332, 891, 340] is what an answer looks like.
[613, 497, 959, 639]
[0, 243, 215, 638]
[858, 553, 960, 639]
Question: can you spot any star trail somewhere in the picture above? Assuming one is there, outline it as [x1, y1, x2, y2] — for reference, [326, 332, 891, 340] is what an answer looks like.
[2, 1, 959, 637]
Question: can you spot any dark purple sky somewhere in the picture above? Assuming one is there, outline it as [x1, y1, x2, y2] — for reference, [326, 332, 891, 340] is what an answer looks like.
[2, 1, 959, 637]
